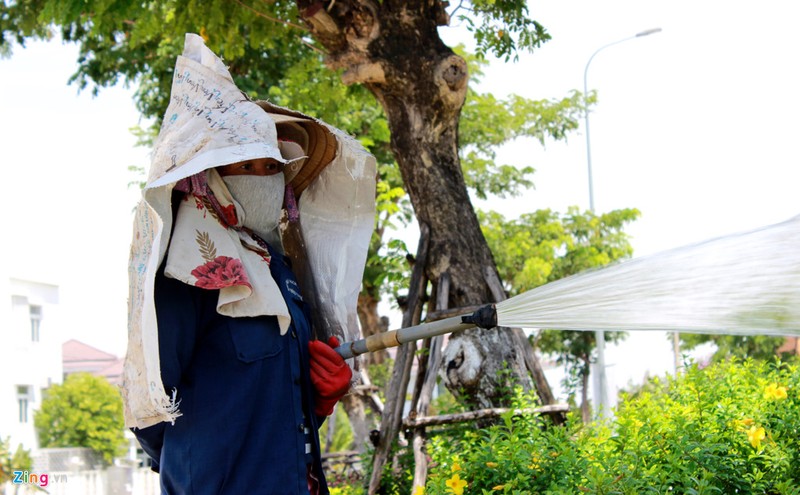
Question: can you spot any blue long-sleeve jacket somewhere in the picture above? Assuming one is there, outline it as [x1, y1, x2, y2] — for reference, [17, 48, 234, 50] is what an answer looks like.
[132, 252, 329, 495]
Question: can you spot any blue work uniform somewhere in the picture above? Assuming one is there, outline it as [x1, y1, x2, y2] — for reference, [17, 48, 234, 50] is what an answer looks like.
[132, 249, 329, 495]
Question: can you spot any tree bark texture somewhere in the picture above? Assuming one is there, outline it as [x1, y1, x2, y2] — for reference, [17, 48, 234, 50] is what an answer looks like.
[297, 0, 548, 409]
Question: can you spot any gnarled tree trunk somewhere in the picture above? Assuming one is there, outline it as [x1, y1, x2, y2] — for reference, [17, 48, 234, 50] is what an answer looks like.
[298, 0, 548, 410]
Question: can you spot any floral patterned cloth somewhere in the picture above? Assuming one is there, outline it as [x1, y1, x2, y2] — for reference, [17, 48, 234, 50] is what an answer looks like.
[165, 167, 291, 331]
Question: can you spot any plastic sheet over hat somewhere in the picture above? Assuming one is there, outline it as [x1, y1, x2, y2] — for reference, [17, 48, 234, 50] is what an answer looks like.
[147, 35, 286, 189]
[298, 125, 377, 347]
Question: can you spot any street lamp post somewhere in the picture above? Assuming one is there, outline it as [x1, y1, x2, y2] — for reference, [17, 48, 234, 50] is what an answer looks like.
[583, 28, 661, 419]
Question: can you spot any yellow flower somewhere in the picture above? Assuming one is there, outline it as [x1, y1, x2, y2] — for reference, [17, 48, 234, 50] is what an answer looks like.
[413, 486, 425, 495]
[199, 27, 209, 42]
[486, 461, 499, 468]
[445, 473, 468, 495]
[764, 383, 788, 400]
[747, 425, 766, 449]
[451, 462, 461, 472]
[492, 485, 505, 491]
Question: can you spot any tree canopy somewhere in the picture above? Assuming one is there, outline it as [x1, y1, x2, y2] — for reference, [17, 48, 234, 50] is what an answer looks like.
[34, 373, 126, 464]
[1, 1, 547, 121]
[679, 334, 791, 364]
[0, 435, 32, 488]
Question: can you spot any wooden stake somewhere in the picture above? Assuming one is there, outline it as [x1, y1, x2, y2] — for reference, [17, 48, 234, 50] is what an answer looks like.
[368, 223, 430, 495]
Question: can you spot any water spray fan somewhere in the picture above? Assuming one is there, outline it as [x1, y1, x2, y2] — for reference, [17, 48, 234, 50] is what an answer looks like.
[336, 215, 800, 360]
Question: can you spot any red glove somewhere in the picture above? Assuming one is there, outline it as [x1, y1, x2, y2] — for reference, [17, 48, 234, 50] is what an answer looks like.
[309, 336, 352, 416]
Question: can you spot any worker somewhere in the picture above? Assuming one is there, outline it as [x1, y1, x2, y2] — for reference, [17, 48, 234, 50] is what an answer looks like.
[121, 34, 376, 494]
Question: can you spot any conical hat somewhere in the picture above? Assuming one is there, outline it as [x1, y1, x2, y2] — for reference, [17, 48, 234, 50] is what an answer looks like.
[254, 101, 338, 197]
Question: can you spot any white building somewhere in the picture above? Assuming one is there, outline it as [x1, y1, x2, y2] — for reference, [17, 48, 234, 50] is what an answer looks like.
[0, 277, 63, 451]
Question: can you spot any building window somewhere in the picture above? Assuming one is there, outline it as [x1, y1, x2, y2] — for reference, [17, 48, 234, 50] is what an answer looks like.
[17, 385, 32, 423]
[30, 305, 42, 342]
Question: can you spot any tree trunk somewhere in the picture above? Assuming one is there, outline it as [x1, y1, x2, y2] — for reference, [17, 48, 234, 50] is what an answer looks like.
[298, 0, 548, 409]
[356, 291, 390, 365]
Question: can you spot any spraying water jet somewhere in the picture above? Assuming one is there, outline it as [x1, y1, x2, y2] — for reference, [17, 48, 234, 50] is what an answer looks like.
[336, 215, 800, 360]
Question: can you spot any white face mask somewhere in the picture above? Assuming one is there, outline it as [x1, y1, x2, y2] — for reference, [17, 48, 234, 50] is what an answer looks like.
[222, 174, 285, 245]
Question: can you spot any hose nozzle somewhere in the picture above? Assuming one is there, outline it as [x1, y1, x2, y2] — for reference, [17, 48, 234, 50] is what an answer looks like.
[461, 304, 498, 329]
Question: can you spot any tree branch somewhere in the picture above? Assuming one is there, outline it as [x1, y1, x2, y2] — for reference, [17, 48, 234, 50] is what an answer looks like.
[235, 0, 309, 32]
[403, 404, 570, 429]
[449, 1, 470, 19]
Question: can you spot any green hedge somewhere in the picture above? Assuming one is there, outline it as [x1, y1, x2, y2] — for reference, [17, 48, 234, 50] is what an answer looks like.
[423, 358, 800, 495]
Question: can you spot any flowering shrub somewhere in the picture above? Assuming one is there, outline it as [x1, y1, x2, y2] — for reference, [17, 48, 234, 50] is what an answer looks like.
[329, 486, 365, 495]
[423, 358, 800, 494]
